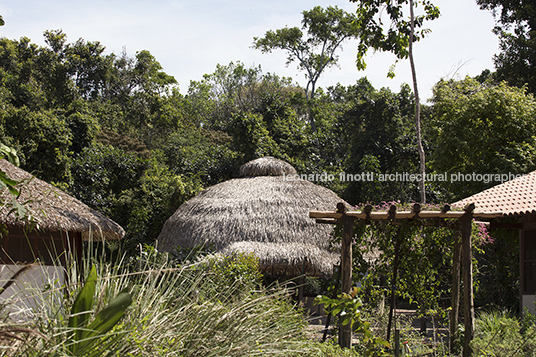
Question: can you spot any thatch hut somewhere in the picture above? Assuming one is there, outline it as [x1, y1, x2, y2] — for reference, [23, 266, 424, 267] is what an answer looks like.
[157, 157, 347, 277]
[0, 159, 124, 266]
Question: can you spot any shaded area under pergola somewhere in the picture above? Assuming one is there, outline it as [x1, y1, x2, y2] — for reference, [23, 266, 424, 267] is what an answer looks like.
[310, 202, 503, 356]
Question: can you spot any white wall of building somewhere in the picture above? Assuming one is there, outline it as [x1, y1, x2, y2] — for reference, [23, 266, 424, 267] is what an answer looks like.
[0, 264, 65, 321]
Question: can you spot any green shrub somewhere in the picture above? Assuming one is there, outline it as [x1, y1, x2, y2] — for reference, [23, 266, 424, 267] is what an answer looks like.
[301, 340, 365, 356]
[198, 252, 263, 296]
[303, 276, 330, 297]
[471, 310, 534, 356]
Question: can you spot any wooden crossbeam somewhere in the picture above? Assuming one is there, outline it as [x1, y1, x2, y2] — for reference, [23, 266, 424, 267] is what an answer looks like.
[310, 210, 503, 220]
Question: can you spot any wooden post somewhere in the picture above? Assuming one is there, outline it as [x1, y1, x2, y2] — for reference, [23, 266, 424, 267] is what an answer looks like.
[461, 204, 475, 357]
[450, 232, 462, 353]
[298, 259, 306, 303]
[520, 224, 524, 317]
[387, 227, 402, 342]
[394, 329, 401, 357]
[338, 203, 354, 349]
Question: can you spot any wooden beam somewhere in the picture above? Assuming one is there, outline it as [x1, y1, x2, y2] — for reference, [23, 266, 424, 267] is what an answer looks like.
[309, 201, 499, 355]
[309, 211, 344, 219]
[310, 209, 503, 220]
[461, 204, 475, 357]
[298, 259, 306, 303]
[519, 227, 524, 316]
[490, 222, 523, 229]
[315, 218, 338, 224]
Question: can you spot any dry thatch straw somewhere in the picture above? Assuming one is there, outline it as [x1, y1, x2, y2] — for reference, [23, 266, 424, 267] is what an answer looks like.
[239, 156, 297, 177]
[0, 159, 124, 240]
[158, 157, 346, 277]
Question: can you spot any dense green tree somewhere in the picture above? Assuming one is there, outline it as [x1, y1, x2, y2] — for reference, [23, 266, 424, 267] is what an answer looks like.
[185, 61, 298, 130]
[428, 77, 536, 201]
[185, 78, 219, 128]
[0, 32, 197, 253]
[35, 30, 78, 108]
[228, 112, 282, 162]
[64, 37, 111, 100]
[253, 5, 360, 132]
[0, 142, 20, 193]
[102, 49, 179, 147]
[182, 62, 311, 175]
[103, 49, 176, 102]
[331, 79, 420, 204]
[0, 37, 46, 110]
[110, 154, 201, 254]
[163, 127, 240, 185]
[0, 33, 102, 183]
[255, 92, 312, 163]
[186, 62, 264, 129]
[0, 31, 114, 109]
[477, 0, 536, 94]
[149, 88, 188, 144]
[351, 0, 440, 203]
[69, 143, 147, 213]
[0, 105, 72, 183]
[69, 144, 200, 253]
[65, 100, 100, 154]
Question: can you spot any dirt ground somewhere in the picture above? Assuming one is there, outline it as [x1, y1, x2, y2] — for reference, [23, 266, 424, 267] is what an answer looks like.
[304, 320, 333, 342]
[303, 308, 450, 351]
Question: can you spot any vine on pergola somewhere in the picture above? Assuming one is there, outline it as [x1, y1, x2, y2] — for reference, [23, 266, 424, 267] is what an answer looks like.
[312, 202, 496, 355]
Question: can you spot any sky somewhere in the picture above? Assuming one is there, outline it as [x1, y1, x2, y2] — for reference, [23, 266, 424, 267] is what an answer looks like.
[0, 0, 500, 100]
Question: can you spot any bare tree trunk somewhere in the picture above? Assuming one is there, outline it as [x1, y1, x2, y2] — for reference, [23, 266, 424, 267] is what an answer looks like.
[308, 89, 317, 134]
[306, 82, 320, 149]
[409, 0, 426, 204]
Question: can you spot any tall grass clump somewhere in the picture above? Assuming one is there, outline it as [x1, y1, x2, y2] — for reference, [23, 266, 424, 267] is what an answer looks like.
[471, 309, 536, 356]
[0, 242, 315, 356]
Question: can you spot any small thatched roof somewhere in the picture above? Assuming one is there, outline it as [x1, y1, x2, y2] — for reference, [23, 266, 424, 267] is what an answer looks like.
[239, 156, 297, 177]
[0, 160, 124, 240]
[157, 157, 347, 276]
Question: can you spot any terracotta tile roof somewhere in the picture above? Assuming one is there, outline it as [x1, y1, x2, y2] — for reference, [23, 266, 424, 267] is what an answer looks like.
[453, 171, 536, 216]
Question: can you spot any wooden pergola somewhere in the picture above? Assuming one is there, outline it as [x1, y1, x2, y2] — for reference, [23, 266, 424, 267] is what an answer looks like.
[310, 202, 503, 356]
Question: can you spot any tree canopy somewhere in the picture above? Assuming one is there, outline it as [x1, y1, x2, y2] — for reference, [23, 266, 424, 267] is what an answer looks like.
[429, 77, 536, 201]
[350, 0, 440, 74]
[477, 0, 536, 94]
[253, 5, 360, 132]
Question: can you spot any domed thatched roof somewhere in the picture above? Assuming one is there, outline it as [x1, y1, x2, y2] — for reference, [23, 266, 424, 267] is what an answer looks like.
[0, 159, 124, 240]
[157, 157, 347, 276]
[239, 156, 297, 177]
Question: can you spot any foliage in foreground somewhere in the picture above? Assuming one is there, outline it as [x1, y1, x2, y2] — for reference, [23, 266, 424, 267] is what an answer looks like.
[471, 310, 536, 357]
[66, 265, 132, 356]
[0, 247, 319, 356]
[317, 287, 390, 357]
